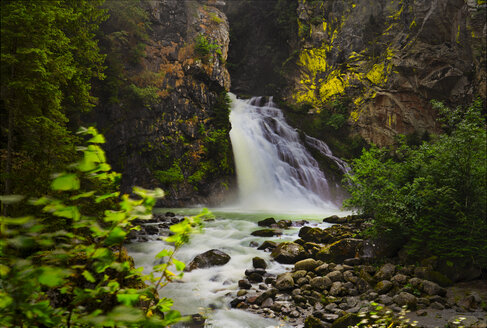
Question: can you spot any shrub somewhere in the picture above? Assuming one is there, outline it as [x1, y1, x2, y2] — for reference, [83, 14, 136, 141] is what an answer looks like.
[344, 99, 487, 267]
[0, 127, 204, 327]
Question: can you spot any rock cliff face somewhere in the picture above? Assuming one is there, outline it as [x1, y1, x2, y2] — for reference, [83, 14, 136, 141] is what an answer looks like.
[225, 0, 486, 146]
[94, 0, 234, 206]
[287, 0, 486, 145]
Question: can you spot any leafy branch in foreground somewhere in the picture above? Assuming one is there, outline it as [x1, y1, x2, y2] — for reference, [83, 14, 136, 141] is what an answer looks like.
[0, 127, 203, 327]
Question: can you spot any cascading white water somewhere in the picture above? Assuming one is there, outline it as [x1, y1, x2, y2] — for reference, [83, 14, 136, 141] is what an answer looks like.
[229, 94, 340, 212]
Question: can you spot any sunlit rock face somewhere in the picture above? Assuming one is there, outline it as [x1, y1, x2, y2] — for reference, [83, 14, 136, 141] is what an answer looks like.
[94, 0, 234, 206]
[288, 0, 486, 146]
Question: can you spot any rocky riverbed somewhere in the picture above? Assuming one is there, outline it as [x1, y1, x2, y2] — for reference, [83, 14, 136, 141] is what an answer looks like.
[129, 213, 486, 328]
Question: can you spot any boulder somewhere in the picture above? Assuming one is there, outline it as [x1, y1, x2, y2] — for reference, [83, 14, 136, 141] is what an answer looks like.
[329, 281, 343, 296]
[257, 240, 277, 251]
[252, 257, 267, 269]
[323, 215, 344, 223]
[277, 219, 292, 228]
[305, 315, 326, 328]
[257, 217, 276, 227]
[238, 279, 251, 289]
[316, 238, 363, 263]
[251, 229, 282, 237]
[310, 276, 332, 290]
[375, 263, 396, 280]
[326, 270, 343, 282]
[393, 292, 417, 309]
[275, 272, 294, 290]
[375, 280, 394, 294]
[271, 242, 306, 264]
[295, 258, 320, 272]
[331, 313, 360, 328]
[315, 263, 330, 275]
[301, 227, 332, 244]
[186, 249, 230, 271]
[421, 280, 446, 296]
[391, 274, 408, 285]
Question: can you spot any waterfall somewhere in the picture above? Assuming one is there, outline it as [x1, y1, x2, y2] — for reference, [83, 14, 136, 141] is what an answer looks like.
[228, 94, 345, 212]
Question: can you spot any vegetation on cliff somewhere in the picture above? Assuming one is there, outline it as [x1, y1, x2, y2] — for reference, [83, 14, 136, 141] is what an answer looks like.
[344, 99, 487, 268]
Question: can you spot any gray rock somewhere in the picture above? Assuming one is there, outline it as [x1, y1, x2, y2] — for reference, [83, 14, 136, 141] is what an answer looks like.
[377, 294, 393, 305]
[275, 272, 295, 290]
[310, 276, 332, 290]
[295, 258, 320, 272]
[326, 271, 343, 282]
[421, 280, 446, 296]
[251, 229, 282, 237]
[375, 263, 396, 280]
[315, 263, 330, 275]
[292, 270, 308, 280]
[393, 292, 417, 308]
[261, 297, 274, 308]
[430, 301, 444, 310]
[343, 271, 358, 283]
[391, 274, 408, 285]
[329, 281, 343, 296]
[375, 280, 394, 294]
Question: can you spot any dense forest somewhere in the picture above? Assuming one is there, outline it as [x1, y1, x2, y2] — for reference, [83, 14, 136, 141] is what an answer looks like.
[1, 0, 486, 327]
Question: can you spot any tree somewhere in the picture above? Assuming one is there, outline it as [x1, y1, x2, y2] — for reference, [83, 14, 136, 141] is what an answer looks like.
[1, 0, 106, 212]
[344, 99, 487, 267]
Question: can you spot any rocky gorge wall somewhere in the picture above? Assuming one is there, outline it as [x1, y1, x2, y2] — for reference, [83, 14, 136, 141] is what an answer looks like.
[226, 0, 486, 146]
[288, 0, 486, 146]
[92, 0, 234, 206]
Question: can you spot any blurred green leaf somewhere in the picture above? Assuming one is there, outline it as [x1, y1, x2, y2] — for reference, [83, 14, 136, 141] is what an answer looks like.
[51, 173, 80, 191]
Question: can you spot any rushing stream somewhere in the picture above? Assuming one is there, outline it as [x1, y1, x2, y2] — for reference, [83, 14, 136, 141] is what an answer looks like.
[127, 95, 351, 327]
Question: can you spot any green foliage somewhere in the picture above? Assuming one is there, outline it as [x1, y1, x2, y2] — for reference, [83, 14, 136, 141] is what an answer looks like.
[194, 34, 222, 59]
[1, 0, 107, 203]
[356, 303, 416, 327]
[154, 164, 184, 185]
[128, 84, 161, 109]
[0, 127, 203, 327]
[344, 99, 487, 267]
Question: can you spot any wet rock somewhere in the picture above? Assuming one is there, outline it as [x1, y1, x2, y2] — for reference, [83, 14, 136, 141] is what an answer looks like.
[261, 297, 274, 308]
[258, 217, 277, 227]
[165, 211, 176, 217]
[316, 238, 363, 263]
[416, 309, 428, 316]
[458, 293, 482, 311]
[375, 280, 394, 294]
[251, 229, 282, 237]
[295, 259, 320, 272]
[238, 279, 251, 289]
[275, 272, 295, 290]
[393, 292, 417, 309]
[186, 249, 231, 271]
[343, 271, 358, 284]
[292, 270, 308, 280]
[356, 278, 370, 293]
[277, 219, 292, 229]
[248, 272, 264, 283]
[252, 257, 267, 269]
[271, 242, 306, 264]
[145, 225, 160, 235]
[230, 296, 246, 308]
[430, 301, 445, 310]
[256, 288, 278, 305]
[323, 215, 344, 223]
[237, 289, 247, 296]
[258, 240, 277, 251]
[375, 263, 396, 280]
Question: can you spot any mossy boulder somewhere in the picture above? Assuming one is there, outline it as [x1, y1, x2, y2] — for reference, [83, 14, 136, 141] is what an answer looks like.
[271, 242, 307, 264]
[316, 238, 363, 263]
[331, 313, 360, 328]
